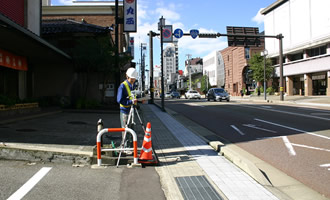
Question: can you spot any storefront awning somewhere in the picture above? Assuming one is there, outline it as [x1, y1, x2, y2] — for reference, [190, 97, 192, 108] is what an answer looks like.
[0, 13, 71, 65]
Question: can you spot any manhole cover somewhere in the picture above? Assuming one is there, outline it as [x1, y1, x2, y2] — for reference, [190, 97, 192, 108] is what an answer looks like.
[175, 176, 223, 200]
[16, 128, 37, 132]
[67, 121, 87, 125]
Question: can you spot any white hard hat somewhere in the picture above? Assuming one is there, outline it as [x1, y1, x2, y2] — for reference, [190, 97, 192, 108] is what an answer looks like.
[126, 67, 138, 79]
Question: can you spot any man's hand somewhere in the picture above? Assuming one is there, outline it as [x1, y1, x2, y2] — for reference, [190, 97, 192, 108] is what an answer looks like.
[133, 99, 138, 105]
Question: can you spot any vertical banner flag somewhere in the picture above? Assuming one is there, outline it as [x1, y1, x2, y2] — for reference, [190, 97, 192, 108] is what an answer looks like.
[129, 37, 134, 59]
[124, 0, 137, 32]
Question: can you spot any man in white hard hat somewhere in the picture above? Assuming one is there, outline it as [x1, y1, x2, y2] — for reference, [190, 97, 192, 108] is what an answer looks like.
[117, 68, 138, 147]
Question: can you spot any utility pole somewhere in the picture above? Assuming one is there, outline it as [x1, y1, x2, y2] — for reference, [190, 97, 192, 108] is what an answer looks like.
[140, 43, 147, 93]
[186, 54, 192, 90]
[149, 31, 154, 104]
[262, 49, 268, 100]
[115, 0, 119, 91]
[278, 34, 284, 101]
[159, 16, 165, 111]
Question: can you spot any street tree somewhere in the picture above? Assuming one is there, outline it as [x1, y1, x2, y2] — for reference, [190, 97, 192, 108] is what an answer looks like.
[201, 75, 211, 94]
[248, 53, 273, 84]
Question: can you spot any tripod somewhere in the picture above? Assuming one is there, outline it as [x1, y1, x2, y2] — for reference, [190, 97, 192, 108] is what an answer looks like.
[116, 92, 145, 167]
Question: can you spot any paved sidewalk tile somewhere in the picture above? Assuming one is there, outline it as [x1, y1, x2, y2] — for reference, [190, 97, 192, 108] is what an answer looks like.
[146, 104, 279, 200]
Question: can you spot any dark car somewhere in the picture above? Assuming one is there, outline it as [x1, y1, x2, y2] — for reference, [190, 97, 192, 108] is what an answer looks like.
[207, 88, 230, 102]
[170, 91, 180, 99]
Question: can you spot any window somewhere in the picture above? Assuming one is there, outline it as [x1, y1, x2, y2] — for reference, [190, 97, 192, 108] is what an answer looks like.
[308, 45, 327, 57]
[245, 47, 250, 59]
[290, 53, 303, 61]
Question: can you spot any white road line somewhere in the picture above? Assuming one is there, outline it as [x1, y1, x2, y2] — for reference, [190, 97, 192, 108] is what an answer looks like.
[184, 103, 205, 107]
[292, 143, 330, 152]
[320, 164, 330, 171]
[242, 124, 277, 133]
[7, 167, 52, 200]
[230, 125, 245, 135]
[238, 104, 330, 121]
[282, 136, 296, 156]
[254, 118, 330, 140]
[320, 163, 330, 171]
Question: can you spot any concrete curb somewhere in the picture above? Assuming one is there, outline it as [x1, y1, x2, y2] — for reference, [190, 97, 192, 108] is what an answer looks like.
[0, 143, 93, 165]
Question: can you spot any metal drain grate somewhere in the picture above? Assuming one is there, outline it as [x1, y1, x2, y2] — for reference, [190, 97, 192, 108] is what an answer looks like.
[175, 176, 223, 200]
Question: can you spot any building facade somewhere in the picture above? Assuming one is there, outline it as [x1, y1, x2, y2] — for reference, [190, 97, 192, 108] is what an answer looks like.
[0, 0, 72, 102]
[203, 51, 225, 88]
[221, 46, 264, 96]
[163, 45, 177, 88]
[262, 0, 330, 96]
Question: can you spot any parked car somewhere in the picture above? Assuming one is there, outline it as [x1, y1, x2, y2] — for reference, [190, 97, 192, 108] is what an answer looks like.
[170, 91, 180, 99]
[165, 92, 172, 98]
[207, 88, 230, 102]
[185, 90, 201, 99]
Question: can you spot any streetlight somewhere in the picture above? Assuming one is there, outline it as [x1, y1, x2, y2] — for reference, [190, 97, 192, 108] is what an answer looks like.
[261, 49, 268, 100]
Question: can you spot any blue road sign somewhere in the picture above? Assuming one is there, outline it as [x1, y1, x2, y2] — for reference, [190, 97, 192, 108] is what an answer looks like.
[173, 28, 183, 39]
[190, 29, 199, 39]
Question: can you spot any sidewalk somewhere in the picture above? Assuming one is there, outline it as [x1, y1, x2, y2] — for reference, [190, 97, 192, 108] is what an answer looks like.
[143, 104, 278, 200]
[230, 95, 330, 108]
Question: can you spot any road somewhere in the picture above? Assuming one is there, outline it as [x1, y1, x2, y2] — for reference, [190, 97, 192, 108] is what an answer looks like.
[161, 98, 330, 198]
[0, 160, 165, 200]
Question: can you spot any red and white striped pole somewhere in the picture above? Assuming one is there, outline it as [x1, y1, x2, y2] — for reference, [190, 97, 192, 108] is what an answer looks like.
[96, 128, 138, 166]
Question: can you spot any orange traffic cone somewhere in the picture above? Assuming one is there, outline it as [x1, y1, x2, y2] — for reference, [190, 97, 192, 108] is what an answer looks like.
[139, 122, 158, 164]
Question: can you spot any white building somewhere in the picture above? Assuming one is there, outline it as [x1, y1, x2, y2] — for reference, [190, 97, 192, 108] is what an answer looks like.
[262, 0, 330, 96]
[202, 51, 225, 88]
[184, 57, 203, 76]
[163, 45, 177, 85]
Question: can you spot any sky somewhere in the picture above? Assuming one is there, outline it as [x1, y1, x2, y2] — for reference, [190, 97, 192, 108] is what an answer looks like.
[51, 0, 276, 74]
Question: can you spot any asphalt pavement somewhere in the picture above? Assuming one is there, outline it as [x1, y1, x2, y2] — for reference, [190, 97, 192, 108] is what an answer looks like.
[0, 95, 330, 200]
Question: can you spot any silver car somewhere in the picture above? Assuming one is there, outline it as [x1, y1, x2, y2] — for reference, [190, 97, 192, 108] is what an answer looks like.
[207, 88, 230, 102]
[185, 90, 201, 99]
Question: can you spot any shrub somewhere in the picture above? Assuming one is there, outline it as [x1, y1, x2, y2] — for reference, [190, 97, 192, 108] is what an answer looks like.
[0, 95, 16, 106]
[266, 87, 275, 95]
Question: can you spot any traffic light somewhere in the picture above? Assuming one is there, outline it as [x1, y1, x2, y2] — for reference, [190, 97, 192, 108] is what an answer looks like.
[198, 33, 217, 38]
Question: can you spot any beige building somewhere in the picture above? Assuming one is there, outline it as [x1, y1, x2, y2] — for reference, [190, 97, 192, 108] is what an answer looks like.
[262, 0, 330, 96]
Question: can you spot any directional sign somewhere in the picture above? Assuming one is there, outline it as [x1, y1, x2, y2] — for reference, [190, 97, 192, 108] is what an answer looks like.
[190, 29, 199, 39]
[162, 25, 173, 43]
[173, 28, 183, 39]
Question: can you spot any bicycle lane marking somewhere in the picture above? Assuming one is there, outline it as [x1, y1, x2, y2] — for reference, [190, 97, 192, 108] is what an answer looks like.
[254, 118, 330, 156]
[254, 118, 330, 140]
[7, 167, 52, 200]
[237, 104, 330, 122]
